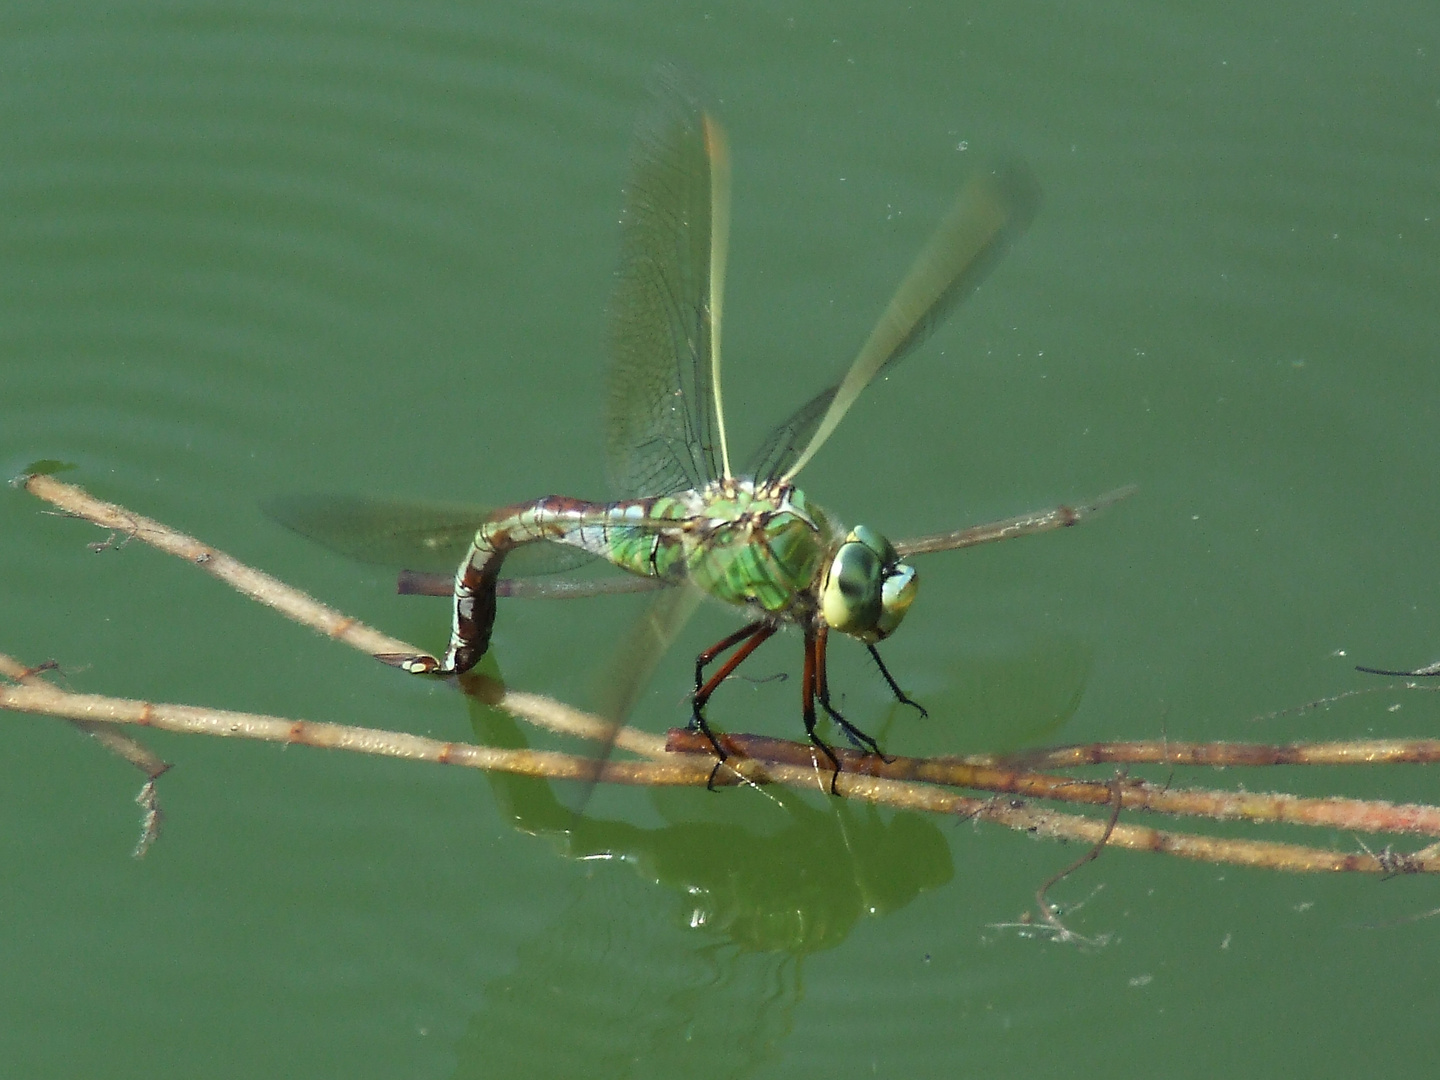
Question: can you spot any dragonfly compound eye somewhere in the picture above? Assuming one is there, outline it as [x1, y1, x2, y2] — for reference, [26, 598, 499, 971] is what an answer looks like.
[848, 524, 897, 566]
[874, 562, 918, 640]
[821, 528, 894, 638]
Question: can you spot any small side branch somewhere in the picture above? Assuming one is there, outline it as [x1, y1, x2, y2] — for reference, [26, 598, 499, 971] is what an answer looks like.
[0, 653, 169, 856]
[1034, 774, 1126, 944]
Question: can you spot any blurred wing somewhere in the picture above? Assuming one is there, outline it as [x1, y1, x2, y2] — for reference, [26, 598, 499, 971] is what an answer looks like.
[606, 65, 733, 498]
[397, 568, 673, 600]
[263, 494, 596, 577]
[892, 486, 1136, 559]
[757, 162, 1039, 483]
[567, 582, 706, 814]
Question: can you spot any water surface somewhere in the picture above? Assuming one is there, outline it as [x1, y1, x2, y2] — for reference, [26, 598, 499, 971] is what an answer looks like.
[2, 1, 1438, 1076]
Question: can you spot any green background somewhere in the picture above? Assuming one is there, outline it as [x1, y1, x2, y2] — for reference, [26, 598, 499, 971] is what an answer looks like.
[3, 1, 1438, 1076]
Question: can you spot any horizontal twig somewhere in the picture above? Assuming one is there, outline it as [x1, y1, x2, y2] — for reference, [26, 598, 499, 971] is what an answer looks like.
[0, 671, 701, 786]
[1003, 737, 1440, 768]
[12, 472, 1440, 876]
[671, 731, 1440, 838]
[4, 664, 1434, 874]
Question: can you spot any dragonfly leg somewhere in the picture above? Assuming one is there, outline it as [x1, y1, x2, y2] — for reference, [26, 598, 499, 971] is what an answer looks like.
[692, 621, 776, 787]
[802, 628, 844, 794]
[814, 627, 891, 762]
[866, 643, 929, 719]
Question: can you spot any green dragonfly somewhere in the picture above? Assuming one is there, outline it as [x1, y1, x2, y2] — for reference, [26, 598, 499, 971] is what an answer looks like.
[269, 69, 1125, 789]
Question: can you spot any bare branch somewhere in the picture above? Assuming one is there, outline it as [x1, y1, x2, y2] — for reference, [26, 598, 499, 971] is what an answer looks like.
[669, 731, 1440, 839]
[11, 472, 1440, 878]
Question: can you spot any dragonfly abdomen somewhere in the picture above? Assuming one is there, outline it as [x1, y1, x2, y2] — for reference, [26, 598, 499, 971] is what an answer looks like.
[388, 495, 688, 675]
[394, 483, 835, 675]
[473, 494, 693, 580]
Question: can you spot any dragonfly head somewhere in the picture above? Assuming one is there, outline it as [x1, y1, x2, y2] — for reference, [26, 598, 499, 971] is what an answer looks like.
[820, 525, 919, 643]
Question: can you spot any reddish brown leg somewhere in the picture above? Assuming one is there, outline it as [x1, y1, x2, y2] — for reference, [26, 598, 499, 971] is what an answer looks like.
[692, 621, 777, 785]
[813, 626, 888, 761]
[802, 627, 845, 794]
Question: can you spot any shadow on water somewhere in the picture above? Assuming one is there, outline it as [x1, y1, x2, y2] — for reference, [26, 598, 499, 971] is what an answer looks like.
[450, 694, 954, 1078]
[929, 634, 1093, 756]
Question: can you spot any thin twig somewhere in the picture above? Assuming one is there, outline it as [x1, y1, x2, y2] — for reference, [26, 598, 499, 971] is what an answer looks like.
[11, 473, 1440, 876]
[0, 651, 170, 856]
[1356, 660, 1440, 677]
[23, 473, 422, 661]
[0, 672, 701, 787]
[669, 731, 1440, 838]
[998, 736, 1440, 768]
[4, 667, 1440, 874]
[20, 473, 668, 760]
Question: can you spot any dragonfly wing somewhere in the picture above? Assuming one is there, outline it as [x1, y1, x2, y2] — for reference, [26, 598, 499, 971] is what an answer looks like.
[762, 161, 1039, 483]
[892, 486, 1136, 558]
[606, 65, 733, 498]
[397, 568, 673, 600]
[262, 494, 596, 577]
[568, 581, 706, 814]
[744, 385, 833, 486]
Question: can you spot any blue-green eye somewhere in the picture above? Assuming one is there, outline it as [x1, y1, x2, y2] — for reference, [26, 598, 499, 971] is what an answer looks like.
[820, 527, 916, 642]
[848, 524, 897, 566]
[821, 536, 883, 634]
[875, 563, 918, 640]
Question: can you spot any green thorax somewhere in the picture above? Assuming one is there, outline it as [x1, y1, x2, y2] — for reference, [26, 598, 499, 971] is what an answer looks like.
[687, 479, 837, 616]
[607, 479, 839, 618]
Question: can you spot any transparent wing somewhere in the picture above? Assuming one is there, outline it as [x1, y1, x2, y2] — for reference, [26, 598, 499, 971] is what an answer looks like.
[745, 386, 831, 484]
[751, 162, 1039, 483]
[606, 65, 733, 498]
[262, 494, 594, 578]
[396, 568, 671, 600]
[568, 582, 707, 814]
[891, 486, 1135, 559]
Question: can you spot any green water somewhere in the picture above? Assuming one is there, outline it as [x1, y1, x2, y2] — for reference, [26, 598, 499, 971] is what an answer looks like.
[3, 1, 1438, 1076]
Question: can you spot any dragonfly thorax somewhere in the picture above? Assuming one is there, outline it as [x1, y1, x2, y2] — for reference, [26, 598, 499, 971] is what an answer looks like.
[818, 524, 919, 644]
[680, 482, 918, 641]
[681, 479, 834, 618]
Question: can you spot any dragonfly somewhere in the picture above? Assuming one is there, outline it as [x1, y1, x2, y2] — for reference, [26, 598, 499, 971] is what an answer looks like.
[268, 68, 1126, 790]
